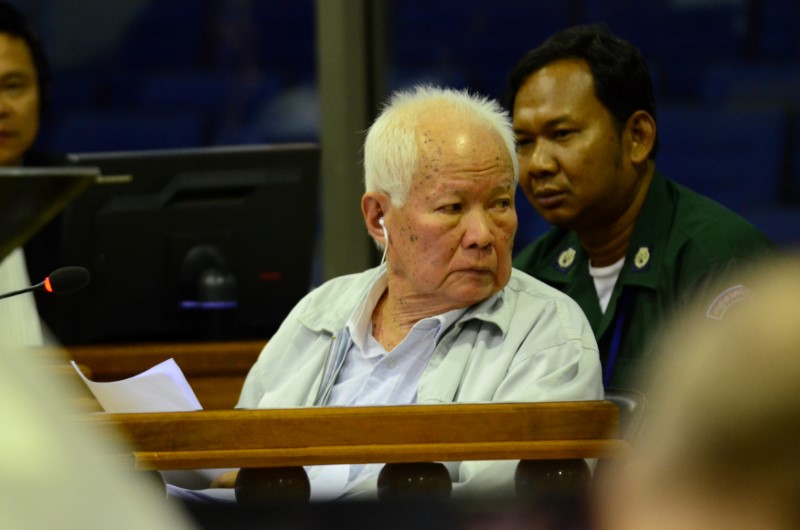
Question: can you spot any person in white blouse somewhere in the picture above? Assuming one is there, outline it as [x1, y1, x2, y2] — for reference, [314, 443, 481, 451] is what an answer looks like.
[0, 2, 53, 346]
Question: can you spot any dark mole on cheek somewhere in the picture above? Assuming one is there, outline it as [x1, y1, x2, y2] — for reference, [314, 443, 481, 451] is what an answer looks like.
[410, 234, 418, 242]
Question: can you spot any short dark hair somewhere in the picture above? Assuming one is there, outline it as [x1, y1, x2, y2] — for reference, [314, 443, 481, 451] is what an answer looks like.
[0, 1, 51, 114]
[507, 24, 659, 159]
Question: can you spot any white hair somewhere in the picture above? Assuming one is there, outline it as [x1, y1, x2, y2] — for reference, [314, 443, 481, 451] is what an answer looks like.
[363, 85, 518, 207]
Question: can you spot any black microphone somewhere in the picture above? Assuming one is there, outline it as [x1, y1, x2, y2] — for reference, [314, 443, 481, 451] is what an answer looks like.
[0, 266, 91, 301]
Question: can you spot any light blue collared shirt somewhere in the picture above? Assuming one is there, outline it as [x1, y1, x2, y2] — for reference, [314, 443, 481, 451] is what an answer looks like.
[322, 272, 466, 488]
[327, 273, 465, 407]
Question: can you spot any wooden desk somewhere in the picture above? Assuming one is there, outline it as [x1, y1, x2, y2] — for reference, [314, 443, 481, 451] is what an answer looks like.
[64, 340, 264, 410]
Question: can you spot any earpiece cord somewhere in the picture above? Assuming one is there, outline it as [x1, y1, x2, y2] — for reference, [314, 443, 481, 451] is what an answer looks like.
[380, 218, 388, 265]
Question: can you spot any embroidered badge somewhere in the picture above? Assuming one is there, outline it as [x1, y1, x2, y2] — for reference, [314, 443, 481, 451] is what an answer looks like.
[632, 246, 651, 272]
[553, 247, 577, 273]
[705, 284, 750, 320]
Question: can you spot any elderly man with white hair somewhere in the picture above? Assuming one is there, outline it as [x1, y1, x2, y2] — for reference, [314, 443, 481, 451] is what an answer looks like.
[226, 86, 602, 499]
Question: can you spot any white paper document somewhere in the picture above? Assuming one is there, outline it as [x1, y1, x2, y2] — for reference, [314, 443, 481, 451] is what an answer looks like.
[71, 358, 202, 413]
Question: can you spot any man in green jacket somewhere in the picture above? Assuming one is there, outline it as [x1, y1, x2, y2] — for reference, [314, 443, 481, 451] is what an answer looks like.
[508, 24, 774, 390]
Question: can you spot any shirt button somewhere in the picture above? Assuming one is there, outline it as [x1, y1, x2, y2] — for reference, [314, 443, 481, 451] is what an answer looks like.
[387, 359, 397, 369]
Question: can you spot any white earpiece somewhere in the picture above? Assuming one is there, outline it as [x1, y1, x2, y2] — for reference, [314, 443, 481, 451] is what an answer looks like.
[379, 217, 388, 242]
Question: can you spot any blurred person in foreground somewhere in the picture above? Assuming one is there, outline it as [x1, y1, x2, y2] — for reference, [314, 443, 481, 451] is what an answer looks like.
[215, 85, 603, 500]
[595, 255, 800, 530]
[0, 328, 197, 528]
[507, 24, 774, 391]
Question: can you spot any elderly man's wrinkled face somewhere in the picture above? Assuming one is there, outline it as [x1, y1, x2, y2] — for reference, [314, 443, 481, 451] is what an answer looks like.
[0, 33, 39, 167]
[385, 115, 517, 308]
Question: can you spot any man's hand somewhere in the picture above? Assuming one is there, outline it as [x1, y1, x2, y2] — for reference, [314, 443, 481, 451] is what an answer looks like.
[210, 469, 239, 488]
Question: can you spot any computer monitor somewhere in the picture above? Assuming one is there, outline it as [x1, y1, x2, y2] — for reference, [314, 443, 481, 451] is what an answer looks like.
[39, 144, 319, 345]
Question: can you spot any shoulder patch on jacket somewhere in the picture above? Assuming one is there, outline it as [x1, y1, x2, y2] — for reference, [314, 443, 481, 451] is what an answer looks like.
[705, 284, 750, 320]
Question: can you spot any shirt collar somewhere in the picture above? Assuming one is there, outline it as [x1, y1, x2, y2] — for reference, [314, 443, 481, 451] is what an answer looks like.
[299, 263, 508, 338]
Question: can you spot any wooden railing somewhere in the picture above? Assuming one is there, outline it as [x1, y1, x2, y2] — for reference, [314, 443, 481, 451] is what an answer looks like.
[59, 341, 628, 503]
[81, 401, 628, 503]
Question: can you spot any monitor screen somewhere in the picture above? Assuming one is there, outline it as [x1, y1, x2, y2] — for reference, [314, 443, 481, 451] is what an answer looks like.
[39, 144, 319, 345]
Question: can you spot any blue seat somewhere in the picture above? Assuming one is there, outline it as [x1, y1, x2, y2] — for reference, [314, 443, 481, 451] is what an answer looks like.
[757, 0, 800, 60]
[656, 104, 800, 246]
[389, 0, 472, 68]
[135, 72, 233, 109]
[46, 110, 206, 153]
[703, 62, 800, 109]
[787, 121, 800, 202]
[386, 68, 470, 94]
[134, 70, 282, 116]
[469, 1, 573, 101]
[114, 1, 212, 70]
[656, 104, 787, 212]
[389, 0, 572, 101]
[232, 83, 319, 144]
[741, 205, 800, 249]
[251, 0, 315, 83]
[580, 0, 746, 99]
[49, 70, 103, 110]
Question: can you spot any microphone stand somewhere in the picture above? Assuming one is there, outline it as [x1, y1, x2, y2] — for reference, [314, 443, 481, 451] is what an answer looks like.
[0, 282, 42, 301]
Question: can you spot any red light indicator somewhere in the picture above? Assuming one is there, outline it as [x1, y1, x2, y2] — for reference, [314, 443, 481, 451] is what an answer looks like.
[44, 277, 53, 293]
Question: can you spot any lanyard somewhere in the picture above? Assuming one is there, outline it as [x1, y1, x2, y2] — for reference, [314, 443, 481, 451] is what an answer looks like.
[603, 289, 631, 387]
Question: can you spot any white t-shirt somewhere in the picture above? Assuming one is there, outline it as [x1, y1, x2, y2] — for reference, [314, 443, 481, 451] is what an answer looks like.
[589, 257, 625, 314]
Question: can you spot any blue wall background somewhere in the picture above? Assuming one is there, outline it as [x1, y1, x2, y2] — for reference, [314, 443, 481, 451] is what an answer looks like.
[12, 0, 800, 249]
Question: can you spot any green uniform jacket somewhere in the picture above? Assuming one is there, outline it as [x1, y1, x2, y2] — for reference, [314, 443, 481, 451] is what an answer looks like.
[513, 171, 775, 390]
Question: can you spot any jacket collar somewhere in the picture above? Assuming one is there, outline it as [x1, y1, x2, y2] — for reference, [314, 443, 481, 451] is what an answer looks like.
[298, 267, 384, 333]
[532, 171, 673, 292]
[298, 264, 509, 337]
